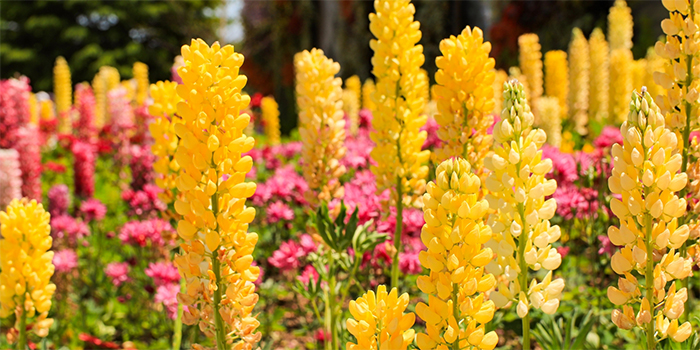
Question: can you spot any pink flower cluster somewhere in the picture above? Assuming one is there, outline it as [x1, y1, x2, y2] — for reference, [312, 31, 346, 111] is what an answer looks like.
[267, 201, 294, 223]
[342, 132, 374, 169]
[13, 125, 42, 201]
[420, 116, 442, 150]
[252, 166, 308, 206]
[154, 283, 180, 319]
[121, 184, 166, 216]
[108, 87, 134, 131]
[145, 262, 180, 286]
[53, 249, 79, 273]
[248, 142, 302, 170]
[72, 140, 96, 198]
[0, 77, 30, 148]
[593, 126, 623, 149]
[129, 145, 155, 191]
[343, 170, 389, 225]
[80, 198, 107, 222]
[0, 149, 22, 210]
[118, 218, 173, 248]
[541, 145, 578, 184]
[48, 184, 71, 217]
[74, 83, 96, 140]
[268, 234, 317, 271]
[105, 262, 130, 286]
[51, 215, 90, 244]
[297, 265, 320, 286]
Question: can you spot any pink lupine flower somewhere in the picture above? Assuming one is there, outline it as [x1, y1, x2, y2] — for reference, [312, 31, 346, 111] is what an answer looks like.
[74, 83, 96, 140]
[299, 234, 317, 255]
[420, 116, 442, 150]
[541, 144, 578, 185]
[53, 249, 78, 273]
[145, 262, 180, 286]
[297, 265, 320, 285]
[108, 87, 134, 131]
[343, 170, 389, 225]
[342, 133, 375, 169]
[593, 126, 623, 149]
[121, 184, 166, 216]
[268, 240, 305, 271]
[598, 235, 615, 256]
[267, 201, 294, 223]
[72, 140, 96, 198]
[13, 125, 42, 201]
[358, 109, 373, 129]
[80, 198, 107, 222]
[402, 208, 425, 237]
[0, 149, 22, 210]
[48, 184, 71, 217]
[129, 144, 155, 191]
[119, 219, 173, 248]
[51, 215, 90, 244]
[0, 77, 31, 148]
[154, 283, 180, 319]
[252, 166, 308, 206]
[399, 251, 422, 275]
[105, 262, 130, 286]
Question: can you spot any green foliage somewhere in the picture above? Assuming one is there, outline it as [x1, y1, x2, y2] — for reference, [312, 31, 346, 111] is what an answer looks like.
[532, 309, 597, 350]
[1, 0, 223, 91]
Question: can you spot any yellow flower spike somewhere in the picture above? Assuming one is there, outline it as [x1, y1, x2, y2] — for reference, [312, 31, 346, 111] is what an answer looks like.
[294, 49, 346, 206]
[415, 157, 498, 350]
[53, 56, 72, 134]
[607, 88, 692, 349]
[544, 50, 569, 122]
[568, 28, 589, 134]
[432, 26, 495, 181]
[589, 28, 610, 123]
[347, 285, 415, 350]
[493, 69, 508, 115]
[534, 97, 562, 147]
[610, 48, 633, 124]
[362, 78, 376, 111]
[149, 80, 183, 208]
[260, 96, 280, 145]
[133, 62, 149, 106]
[369, 0, 431, 287]
[484, 81, 564, 350]
[343, 88, 360, 136]
[172, 38, 260, 350]
[0, 199, 55, 347]
[519, 33, 543, 105]
[608, 0, 634, 51]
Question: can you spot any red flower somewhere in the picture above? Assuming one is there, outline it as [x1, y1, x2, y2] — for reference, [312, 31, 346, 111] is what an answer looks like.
[250, 92, 263, 108]
[78, 333, 120, 349]
[44, 161, 66, 173]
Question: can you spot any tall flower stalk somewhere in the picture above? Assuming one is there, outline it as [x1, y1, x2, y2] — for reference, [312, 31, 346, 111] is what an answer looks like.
[369, 0, 431, 287]
[607, 89, 692, 349]
[485, 81, 565, 350]
[432, 26, 495, 181]
[0, 199, 55, 350]
[149, 80, 183, 210]
[589, 28, 610, 123]
[568, 28, 589, 134]
[544, 50, 569, 121]
[518, 34, 543, 107]
[295, 49, 346, 206]
[171, 39, 261, 349]
[133, 62, 149, 106]
[261, 96, 281, 146]
[53, 56, 72, 134]
[346, 285, 415, 350]
[608, 0, 633, 51]
[415, 157, 499, 350]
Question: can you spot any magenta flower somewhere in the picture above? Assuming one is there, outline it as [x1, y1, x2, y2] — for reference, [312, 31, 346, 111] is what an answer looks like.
[342, 132, 375, 169]
[48, 184, 71, 217]
[268, 240, 305, 271]
[129, 144, 155, 191]
[51, 215, 90, 244]
[72, 140, 96, 198]
[267, 201, 294, 223]
[105, 262, 130, 286]
[358, 108, 373, 129]
[541, 144, 578, 185]
[252, 166, 308, 206]
[399, 251, 422, 275]
[420, 116, 442, 150]
[556, 246, 570, 259]
[119, 218, 173, 248]
[297, 265, 320, 286]
[0, 77, 31, 148]
[343, 170, 390, 225]
[74, 83, 96, 140]
[53, 249, 78, 273]
[598, 235, 616, 256]
[593, 126, 623, 149]
[145, 262, 180, 286]
[299, 234, 318, 255]
[122, 184, 166, 216]
[155, 283, 180, 319]
[80, 198, 107, 222]
[0, 149, 22, 210]
[13, 125, 42, 201]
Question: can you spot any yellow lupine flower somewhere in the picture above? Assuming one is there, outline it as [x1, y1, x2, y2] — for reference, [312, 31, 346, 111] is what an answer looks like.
[610, 48, 633, 124]
[369, 0, 430, 203]
[631, 59, 647, 93]
[519, 34, 543, 104]
[346, 75, 362, 106]
[0, 199, 55, 340]
[362, 78, 376, 111]
[644, 47, 665, 103]
[133, 62, 149, 106]
[92, 71, 107, 128]
[343, 89, 360, 136]
[415, 157, 499, 350]
[608, 0, 634, 51]
[432, 26, 495, 179]
[418, 68, 430, 108]
[544, 50, 569, 120]
[589, 28, 610, 123]
[53, 56, 72, 134]
[484, 82, 565, 319]
[149, 80, 183, 207]
[39, 98, 55, 122]
[28, 93, 38, 126]
[493, 69, 508, 115]
[295, 49, 347, 205]
[654, 0, 700, 134]
[346, 285, 415, 350]
[171, 39, 261, 349]
[607, 89, 692, 346]
[568, 28, 589, 134]
[121, 79, 136, 103]
[535, 97, 562, 147]
[261, 96, 281, 145]
[102, 66, 121, 91]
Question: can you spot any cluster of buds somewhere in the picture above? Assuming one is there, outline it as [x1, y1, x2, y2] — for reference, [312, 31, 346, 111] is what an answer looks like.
[0, 199, 55, 342]
[610, 48, 633, 124]
[170, 39, 261, 349]
[518, 34, 543, 104]
[260, 96, 280, 146]
[544, 50, 569, 120]
[568, 28, 589, 134]
[484, 81, 565, 318]
[369, 0, 430, 204]
[432, 26, 495, 180]
[415, 157, 498, 350]
[589, 28, 610, 123]
[346, 285, 415, 350]
[133, 62, 149, 106]
[53, 56, 72, 134]
[608, 0, 633, 51]
[606, 89, 692, 344]
[149, 80, 183, 207]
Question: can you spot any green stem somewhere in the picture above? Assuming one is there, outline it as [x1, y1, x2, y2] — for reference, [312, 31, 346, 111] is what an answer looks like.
[678, 49, 694, 322]
[391, 175, 404, 288]
[210, 193, 227, 350]
[451, 283, 460, 350]
[17, 297, 27, 350]
[644, 213, 655, 350]
[172, 277, 184, 350]
[517, 203, 530, 350]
